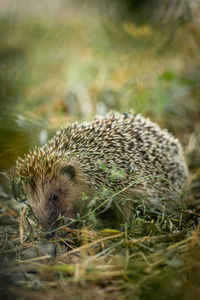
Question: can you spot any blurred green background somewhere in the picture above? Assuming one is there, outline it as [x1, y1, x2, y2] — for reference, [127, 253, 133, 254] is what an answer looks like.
[0, 0, 199, 174]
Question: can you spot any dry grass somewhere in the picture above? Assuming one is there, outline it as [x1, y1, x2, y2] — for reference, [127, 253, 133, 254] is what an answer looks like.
[0, 189, 200, 299]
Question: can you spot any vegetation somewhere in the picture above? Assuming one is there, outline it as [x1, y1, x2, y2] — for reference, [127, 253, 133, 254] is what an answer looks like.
[0, 1, 200, 299]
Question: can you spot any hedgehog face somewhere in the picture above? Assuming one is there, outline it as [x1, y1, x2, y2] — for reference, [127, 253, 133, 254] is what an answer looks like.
[24, 164, 82, 231]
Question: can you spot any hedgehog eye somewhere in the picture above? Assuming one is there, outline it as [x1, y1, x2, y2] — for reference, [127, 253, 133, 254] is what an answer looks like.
[52, 194, 60, 201]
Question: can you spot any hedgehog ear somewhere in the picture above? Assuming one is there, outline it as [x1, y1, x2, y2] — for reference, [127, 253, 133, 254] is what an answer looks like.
[61, 165, 76, 180]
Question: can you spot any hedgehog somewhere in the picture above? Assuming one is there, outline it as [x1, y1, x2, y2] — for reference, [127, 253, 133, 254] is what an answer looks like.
[16, 112, 188, 231]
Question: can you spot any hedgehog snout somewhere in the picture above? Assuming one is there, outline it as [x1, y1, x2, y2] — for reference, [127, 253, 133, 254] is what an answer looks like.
[35, 207, 60, 232]
[39, 217, 60, 232]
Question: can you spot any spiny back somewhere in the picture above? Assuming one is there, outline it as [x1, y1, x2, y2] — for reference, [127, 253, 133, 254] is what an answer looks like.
[49, 112, 187, 192]
[16, 112, 188, 197]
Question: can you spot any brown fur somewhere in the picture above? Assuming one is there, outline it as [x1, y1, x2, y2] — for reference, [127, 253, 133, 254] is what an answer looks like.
[23, 161, 92, 230]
